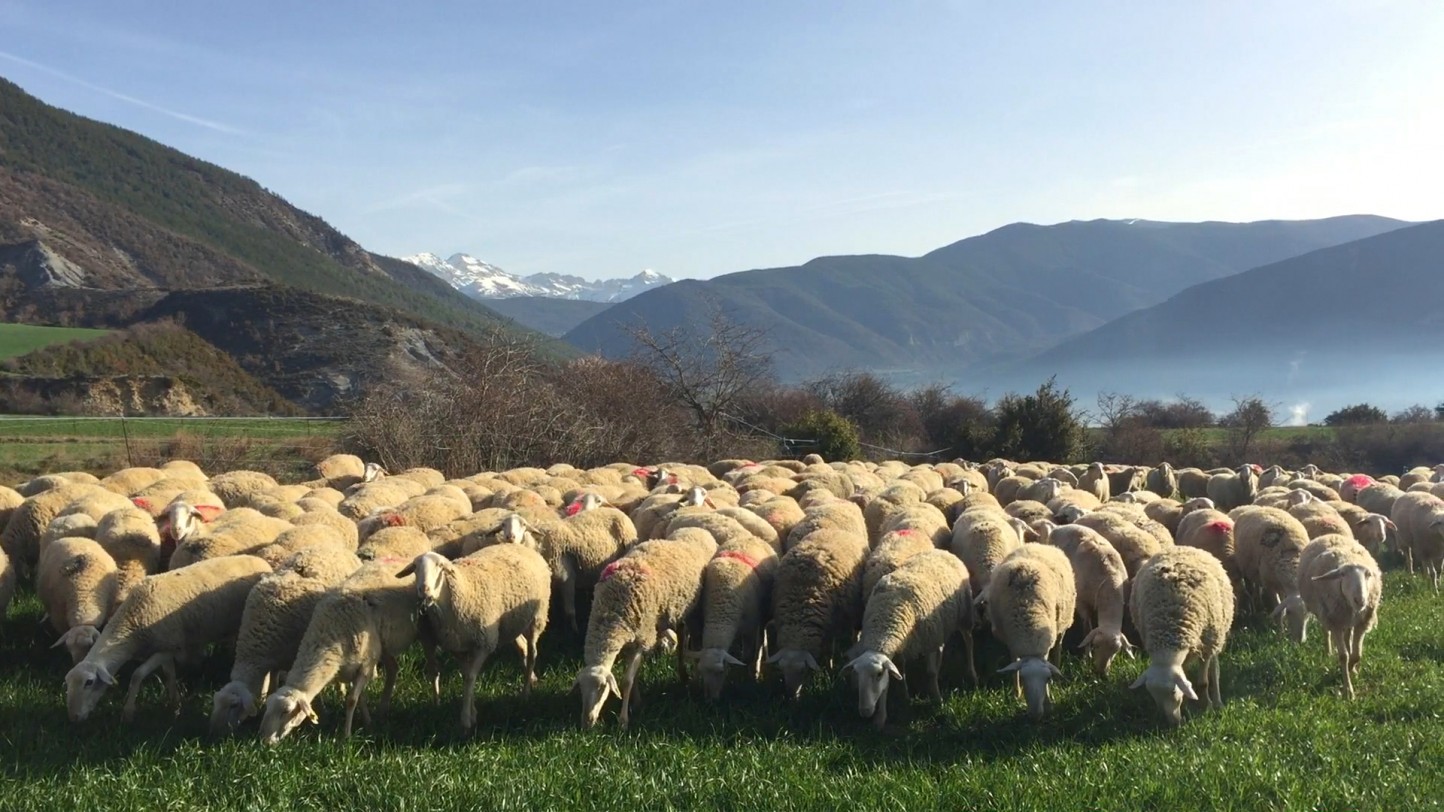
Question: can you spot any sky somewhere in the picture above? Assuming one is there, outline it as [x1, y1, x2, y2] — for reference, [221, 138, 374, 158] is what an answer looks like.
[1, 1, 1442, 280]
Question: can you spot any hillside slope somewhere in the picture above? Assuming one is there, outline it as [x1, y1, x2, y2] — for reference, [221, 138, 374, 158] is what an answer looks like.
[564, 216, 1407, 382]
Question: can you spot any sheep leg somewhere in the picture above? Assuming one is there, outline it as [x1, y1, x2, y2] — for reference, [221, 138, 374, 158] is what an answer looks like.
[160, 656, 180, 714]
[618, 649, 646, 730]
[521, 628, 541, 697]
[751, 630, 766, 682]
[926, 648, 943, 703]
[1014, 671, 1023, 700]
[559, 565, 579, 633]
[872, 685, 889, 731]
[1405, 548, 1414, 574]
[960, 630, 978, 687]
[674, 624, 690, 686]
[1349, 624, 1365, 672]
[1331, 628, 1353, 700]
[1207, 655, 1222, 709]
[423, 641, 442, 702]
[122, 652, 173, 722]
[343, 670, 373, 739]
[377, 656, 400, 719]
[1049, 634, 1064, 667]
[460, 648, 490, 731]
[894, 668, 911, 704]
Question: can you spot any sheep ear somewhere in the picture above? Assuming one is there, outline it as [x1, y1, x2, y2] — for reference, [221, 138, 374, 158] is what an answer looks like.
[721, 651, 745, 667]
[884, 657, 903, 681]
[395, 562, 417, 578]
[972, 593, 988, 610]
[766, 651, 783, 664]
[1046, 662, 1064, 679]
[1129, 673, 1147, 690]
[1076, 628, 1098, 650]
[1386, 519, 1398, 531]
[840, 656, 860, 673]
[998, 660, 1023, 674]
[607, 673, 623, 701]
[1175, 674, 1198, 701]
[51, 635, 68, 650]
[1312, 567, 1346, 582]
[1270, 602, 1288, 619]
[302, 699, 319, 724]
[803, 652, 821, 671]
[96, 665, 116, 686]
[1121, 635, 1136, 657]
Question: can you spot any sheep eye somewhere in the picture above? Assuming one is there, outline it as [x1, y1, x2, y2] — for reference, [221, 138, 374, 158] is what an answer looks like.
[84, 678, 94, 688]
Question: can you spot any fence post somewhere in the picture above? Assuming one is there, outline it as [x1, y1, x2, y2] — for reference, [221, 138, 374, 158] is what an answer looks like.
[121, 416, 134, 468]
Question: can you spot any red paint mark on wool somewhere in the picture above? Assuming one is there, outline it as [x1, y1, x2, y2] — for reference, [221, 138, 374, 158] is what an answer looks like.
[715, 550, 760, 569]
[1206, 520, 1233, 534]
[599, 560, 650, 582]
[565, 501, 584, 517]
[380, 513, 407, 527]
[894, 528, 918, 536]
[632, 468, 651, 479]
[131, 498, 152, 511]
[1345, 475, 1374, 490]
[195, 504, 224, 522]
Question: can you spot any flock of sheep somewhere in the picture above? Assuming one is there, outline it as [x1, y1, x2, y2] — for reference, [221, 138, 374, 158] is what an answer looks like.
[1, 453, 1440, 740]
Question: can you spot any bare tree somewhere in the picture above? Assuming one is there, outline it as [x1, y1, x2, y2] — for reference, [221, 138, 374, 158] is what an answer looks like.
[1220, 395, 1274, 462]
[624, 302, 774, 460]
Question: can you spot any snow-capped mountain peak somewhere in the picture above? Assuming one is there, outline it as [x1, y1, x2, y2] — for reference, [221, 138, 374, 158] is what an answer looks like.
[401, 252, 673, 302]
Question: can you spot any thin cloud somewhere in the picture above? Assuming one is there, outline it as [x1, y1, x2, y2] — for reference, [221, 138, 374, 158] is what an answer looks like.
[0, 49, 242, 134]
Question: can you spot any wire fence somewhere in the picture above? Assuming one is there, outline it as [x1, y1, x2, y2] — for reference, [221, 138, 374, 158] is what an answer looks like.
[0, 415, 347, 480]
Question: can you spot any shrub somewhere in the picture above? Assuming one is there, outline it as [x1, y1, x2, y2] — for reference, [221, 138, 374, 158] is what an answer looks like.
[781, 410, 861, 462]
[992, 378, 1086, 463]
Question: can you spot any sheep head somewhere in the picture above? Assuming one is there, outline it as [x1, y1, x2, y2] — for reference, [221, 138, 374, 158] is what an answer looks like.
[362, 462, 388, 483]
[695, 647, 746, 701]
[259, 686, 318, 744]
[842, 651, 902, 721]
[499, 513, 530, 546]
[63, 661, 116, 722]
[999, 656, 1061, 720]
[400, 551, 451, 611]
[1054, 505, 1089, 525]
[1077, 627, 1133, 677]
[1130, 662, 1197, 726]
[210, 681, 257, 737]
[1273, 593, 1309, 643]
[166, 503, 205, 544]
[52, 625, 100, 664]
[1312, 564, 1375, 615]
[573, 666, 621, 729]
[766, 648, 821, 700]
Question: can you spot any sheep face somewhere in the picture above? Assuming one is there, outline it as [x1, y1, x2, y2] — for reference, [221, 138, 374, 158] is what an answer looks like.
[362, 463, 387, 483]
[1181, 497, 1214, 514]
[64, 661, 116, 722]
[1055, 505, 1089, 525]
[1131, 664, 1197, 726]
[574, 666, 621, 729]
[409, 552, 450, 610]
[696, 648, 745, 701]
[1000, 657, 1060, 720]
[767, 649, 820, 700]
[1313, 565, 1375, 615]
[499, 514, 528, 545]
[1275, 594, 1308, 644]
[210, 681, 256, 737]
[1078, 628, 1132, 677]
[259, 687, 317, 744]
[167, 503, 204, 543]
[844, 651, 901, 719]
[1035, 479, 1065, 502]
[54, 625, 100, 664]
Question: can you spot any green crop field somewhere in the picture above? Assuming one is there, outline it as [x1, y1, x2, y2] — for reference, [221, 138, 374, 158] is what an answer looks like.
[0, 323, 112, 361]
[2, 570, 1442, 810]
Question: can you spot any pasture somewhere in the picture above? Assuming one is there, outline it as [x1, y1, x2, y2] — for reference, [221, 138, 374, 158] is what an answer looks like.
[0, 323, 111, 361]
[2, 571, 1442, 810]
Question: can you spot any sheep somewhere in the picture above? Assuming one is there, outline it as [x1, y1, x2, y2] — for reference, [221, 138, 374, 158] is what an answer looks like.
[209, 548, 363, 736]
[1231, 506, 1309, 634]
[1096, 503, 1175, 550]
[167, 506, 292, 570]
[1206, 465, 1259, 512]
[1146, 463, 1179, 498]
[1019, 478, 1069, 506]
[695, 535, 780, 700]
[877, 502, 950, 549]
[398, 545, 551, 731]
[1006, 500, 1055, 526]
[842, 550, 974, 729]
[98, 467, 165, 497]
[1128, 546, 1235, 725]
[254, 525, 357, 570]
[949, 508, 1026, 599]
[1177, 468, 1213, 499]
[1144, 496, 1214, 536]
[1, 483, 109, 578]
[356, 526, 435, 562]
[1175, 509, 1237, 575]
[1078, 463, 1111, 503]
[337, 478, 427, 520]
[357, 493, 472, 541]
[768, 527, 869, 700]
[784, 498, 867, 553]
[1060, 531, 1132, 676]
[205, 470, 278, 507]
[64, 555, 272, 723]
[93, 506, 163, 604]
[574, 528, 717, 729]
[1285, 492, 1353, 539]
[1296, 536, 1383, 700]
[1075, 511, 1167, 578]
[0, 544, 13, 620]
[992, 475, 1035, 507]
[863, 528, 938, 600]
[37, 537, 118, 663]
[518, 506, 639, 632]
[982, 544, 1075, 720]
[1106, 465, 1148, 497]
[40, 513, 98, 549]
[19, 471, 100, 496]
[258, 560, 426, 742]
[1391, 492, 1444, 587]
[1346, 512, 1396, 558]
[290, 507, 360, 548]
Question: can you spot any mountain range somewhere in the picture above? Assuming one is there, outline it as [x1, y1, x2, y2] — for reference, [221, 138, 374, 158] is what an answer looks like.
[403, 252, 672, 302]
[562, 216, 1408, 383]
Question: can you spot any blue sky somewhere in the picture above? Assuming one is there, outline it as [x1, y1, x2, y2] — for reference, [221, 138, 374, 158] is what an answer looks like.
[2, 1, 1441, 280]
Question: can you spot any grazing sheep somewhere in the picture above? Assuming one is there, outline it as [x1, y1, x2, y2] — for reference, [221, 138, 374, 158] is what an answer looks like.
[209, 548, 362, 735]
[1061, 532, 1132, 676]
[992, 475, 1035, 507]
[769, 528, 869, 700]
[863, 528, 938, 599]
[399, 546, 551, 731]
[1144, 496, 1214, 537]
[574, 528, 717, 729]
[1231, 506, 1309, 634]
[38, 537, 118, 663]
[258, 560, 426, 742]
[1128, 546, 1235, 725]
[877, 502, 950, 549]
[520, 506, 638, 631]
[983, 544, 1075, 720]
[1175, 509, 1237, 575]
[93, 507, 163, 605]
[254, 525, 357, 570]
[1, 483, 108, 578]
[949, 508, 1025, 599]
[695, 535, 780, 700]
[1391, 492, 1444, 586]
[356, 526, 435, 562]
[167, 506, 292, 570]
[64, 555, 272, 723]
[1075, 511, 1166, 578]
[843, 550, 974, 729]
[1285, 492, 1353, 539]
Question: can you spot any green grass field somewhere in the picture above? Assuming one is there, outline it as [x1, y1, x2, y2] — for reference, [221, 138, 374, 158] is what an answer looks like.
[2, 568, 1442, 810]
[0, 323, 112, 361]
[0, 417, 344, 482]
